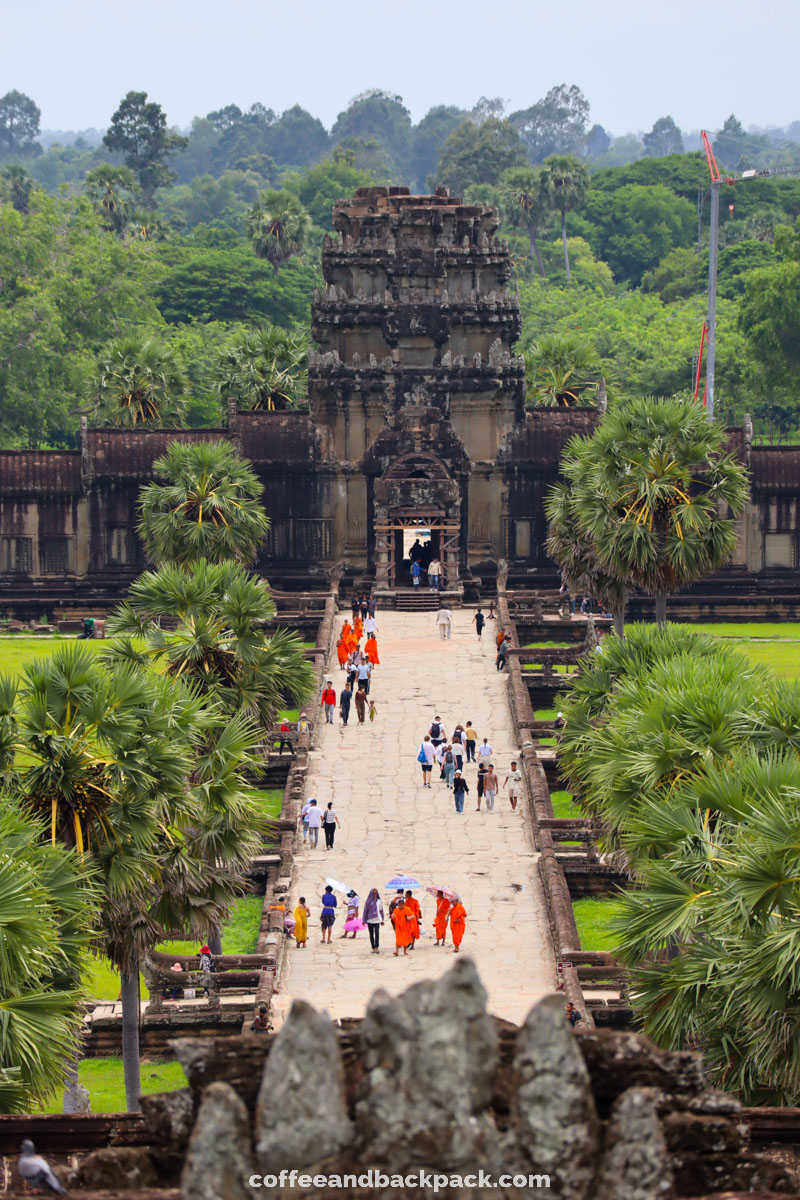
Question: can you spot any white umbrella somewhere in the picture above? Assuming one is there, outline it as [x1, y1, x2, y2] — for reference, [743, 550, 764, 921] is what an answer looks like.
[325, 877, 351, 895]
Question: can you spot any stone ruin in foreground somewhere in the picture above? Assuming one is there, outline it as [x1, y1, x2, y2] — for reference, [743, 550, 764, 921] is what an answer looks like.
[60, 960, 797, 1200]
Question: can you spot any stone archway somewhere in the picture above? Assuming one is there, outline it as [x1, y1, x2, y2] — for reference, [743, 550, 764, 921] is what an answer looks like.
[372, 451, 462, 590]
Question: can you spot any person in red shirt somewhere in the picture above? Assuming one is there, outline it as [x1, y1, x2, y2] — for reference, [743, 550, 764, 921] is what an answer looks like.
[320, 681, 336, 724]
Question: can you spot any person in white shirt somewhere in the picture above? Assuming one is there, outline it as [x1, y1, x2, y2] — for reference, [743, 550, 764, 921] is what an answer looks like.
[435, 607, 452, 639]
[477, 738, 494, 763]
[305, 799, 323, 847]
[504, 760, 523, 812]
[364, 614, 378, 637]
[428, 557, 441, 591]
[299, 797, 314, 842]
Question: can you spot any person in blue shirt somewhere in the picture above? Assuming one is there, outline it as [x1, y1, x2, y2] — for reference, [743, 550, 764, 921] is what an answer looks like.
[411, 559, 422, 588]
[320, 885, 337, 944]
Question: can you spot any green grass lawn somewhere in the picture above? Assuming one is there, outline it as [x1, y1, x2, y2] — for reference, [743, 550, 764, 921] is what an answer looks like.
[522, 641, 573, 649]
[572, 897, 626, 952]
[41, 1057, 187, 1114]
[0, 635, 105, 680]
[694, 623, 800, 680]
[550, 789, 580, 818]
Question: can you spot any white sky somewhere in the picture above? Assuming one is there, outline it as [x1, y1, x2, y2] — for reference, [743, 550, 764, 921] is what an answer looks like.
[3, 0, 798, 135]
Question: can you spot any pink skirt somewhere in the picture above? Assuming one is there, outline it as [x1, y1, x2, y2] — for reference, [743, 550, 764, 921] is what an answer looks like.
[344, 917, 365, 932]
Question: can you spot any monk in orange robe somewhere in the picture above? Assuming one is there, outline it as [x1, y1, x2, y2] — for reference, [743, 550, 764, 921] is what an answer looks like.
[336, 637, 348, 668]
[365, 635, 380, 665]
[433, 892, 451, 946]
[391, 898, 413, 956]
[404, 890, 421, 949]
[449, 899, 466, 953]
[353, 615, 363, 641]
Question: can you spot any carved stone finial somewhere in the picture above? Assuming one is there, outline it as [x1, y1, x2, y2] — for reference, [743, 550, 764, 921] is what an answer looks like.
[472, 351, 482, 368]
[441, 350, 452, 368]
[369, 353, 378, 368]
[182, 1082, 254, 1200]
[255, 999, 353, 1172]
[488, 338, 503, 368]
[512, 994, 599, 1196]
[441, 288, 449, 305]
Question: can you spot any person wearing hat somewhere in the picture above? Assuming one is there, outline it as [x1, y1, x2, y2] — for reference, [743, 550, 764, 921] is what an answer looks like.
[452, 770, 469, 814]
[297, 711, 309, 735]
[554, 712, 566, 730]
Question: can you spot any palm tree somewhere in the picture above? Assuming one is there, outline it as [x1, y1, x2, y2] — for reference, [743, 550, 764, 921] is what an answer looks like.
[108, 559, 316, 731]
[524, 333, 599, 407]
[247, 189, 310, 273]
[87, 335, 187, 428]
[541, 155, 589, 282]
[84, 164, 139, 236]
[0, 802, 100, 1113]
[213, 324, 308, 412]
[138, 440, 271, 568]
[550, 397, 749, 625]
[501, 166, 550, 277]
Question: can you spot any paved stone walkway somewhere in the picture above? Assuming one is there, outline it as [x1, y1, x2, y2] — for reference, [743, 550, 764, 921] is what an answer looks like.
[273, 609, 555, 1026]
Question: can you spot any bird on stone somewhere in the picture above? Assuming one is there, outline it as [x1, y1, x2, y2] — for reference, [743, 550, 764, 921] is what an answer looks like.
[18, 1140, 68, 1194]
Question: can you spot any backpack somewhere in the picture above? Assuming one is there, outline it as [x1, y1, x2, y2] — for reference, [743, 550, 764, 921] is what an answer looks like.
[445, 750, 454, 765]
[430, 722, 440, 738]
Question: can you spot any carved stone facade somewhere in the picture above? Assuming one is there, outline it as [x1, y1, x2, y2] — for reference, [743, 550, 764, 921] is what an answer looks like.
[1, 187, 800, 615]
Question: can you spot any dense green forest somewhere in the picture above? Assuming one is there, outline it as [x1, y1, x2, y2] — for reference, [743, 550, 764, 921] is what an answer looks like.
[1, 85, 799, 448]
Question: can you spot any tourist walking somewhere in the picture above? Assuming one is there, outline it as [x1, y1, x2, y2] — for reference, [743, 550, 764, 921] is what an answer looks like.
[293, 898, 309, 948]
[428, 557, 441, 591]
[299, 796, 314, 842]
[340, 682, 352, 725]
[484, 764, 499, 812]
[411, 559, 422, 589]
[449, 897, 467, 953]
[320, 885, 337, 943]
[476, 761, 487, 811]
[342, 890, 361, 938]
[323, 802, 340, 849]
[452, 770, 469, 814]
[429, 716, 445, 748]
[504, 760, 523, 812]
[451, 726, 464, 771]
[478, 737, 494, 764]
[351, 594, 360, 621]
[362, 888, 385, 952]
[356, 659, 371, 695]
[276, 716, 295, 757]
[337, 636, 348, 670]
[354, 685, 368, 724]
[464, 721, 477, 762]
[433, 891, 451, 946]
[306, 799, 322, 848]
[436, 606, 452, 639]
[441, 743, 455, 789]
[360, 594, 369, 620]
[321, 680, 336, 724]
[417, 734, 435, 786]
[368, 699, 377, 723]
[365, 635, 380, 665]
[364, 612, 378, 638]
[405, 890, 421, 949]
[472, 608, 485, 639]
[391, 896, 414, 957]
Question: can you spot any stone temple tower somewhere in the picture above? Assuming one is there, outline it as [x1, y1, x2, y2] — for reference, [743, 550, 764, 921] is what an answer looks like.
[308, 186, 525, 595]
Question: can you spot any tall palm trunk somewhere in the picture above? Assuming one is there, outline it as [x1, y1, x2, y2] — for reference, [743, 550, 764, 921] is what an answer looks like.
[528, 228, 546, 278]
[120, 961, 142, 1112]
[613, 609, 625, 638]
[208, 926, 223, 956]
[655, 594, 668, 625]
[561, 210, 571, 281]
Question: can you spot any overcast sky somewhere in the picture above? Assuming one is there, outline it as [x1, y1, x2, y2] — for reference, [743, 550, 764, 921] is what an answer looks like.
[3, 0, 798, 136]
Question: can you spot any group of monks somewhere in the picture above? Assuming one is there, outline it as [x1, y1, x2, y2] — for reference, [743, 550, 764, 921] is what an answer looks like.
[390, 889, 467, 956]
[336, 618, 380, 668]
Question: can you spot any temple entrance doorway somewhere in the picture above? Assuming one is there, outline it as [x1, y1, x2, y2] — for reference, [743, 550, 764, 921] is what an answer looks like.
[374, 509, 460, 590]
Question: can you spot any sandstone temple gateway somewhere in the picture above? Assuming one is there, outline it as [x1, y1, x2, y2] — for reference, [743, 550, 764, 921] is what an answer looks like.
[2, 186, 800, 617]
